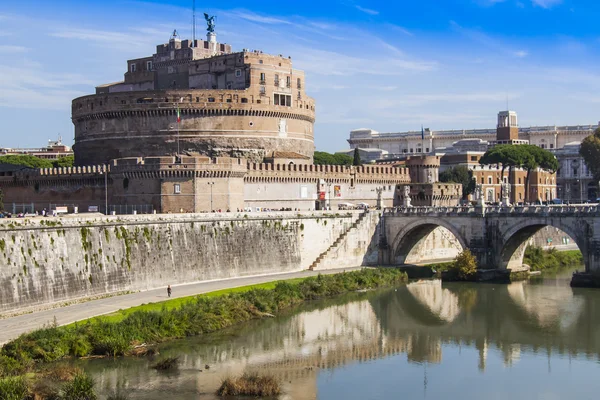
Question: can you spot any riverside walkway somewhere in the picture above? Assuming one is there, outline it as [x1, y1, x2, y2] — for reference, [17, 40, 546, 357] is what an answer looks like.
[0, 267, 362, 345]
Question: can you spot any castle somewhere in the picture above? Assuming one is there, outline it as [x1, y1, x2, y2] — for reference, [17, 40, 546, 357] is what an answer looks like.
[72, 28, 315, 165]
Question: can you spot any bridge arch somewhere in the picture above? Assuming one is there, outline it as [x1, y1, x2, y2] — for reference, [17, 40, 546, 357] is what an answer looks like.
[497, 217, 589, 271]
[391, 218, 468, 265]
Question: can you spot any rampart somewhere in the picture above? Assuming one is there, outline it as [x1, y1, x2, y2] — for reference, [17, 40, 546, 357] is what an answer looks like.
[0, 211, 361, 314]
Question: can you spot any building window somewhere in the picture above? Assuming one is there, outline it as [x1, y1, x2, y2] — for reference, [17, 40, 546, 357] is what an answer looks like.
[274, 74, 279, 86]
[146, 61, 153, 71]
[286, 76, 291, 88]
[130, 64, 136, 73]
[550, 143, 554, 149]
[425, 148, 429, 153]
[241, 98, 248, 103]
[409, 148, 413, 153]
[208, 97, 215, 102]
[488, 176, 492, 185]
[174, 184, 181, 194]
[297, 78, 302, 89]
[259, 60, 263, 64]
[518, 177, 521, 184]
[260, 73, 266, 84]
[235, 69, 241, 77]
[471, 156, 478, 161]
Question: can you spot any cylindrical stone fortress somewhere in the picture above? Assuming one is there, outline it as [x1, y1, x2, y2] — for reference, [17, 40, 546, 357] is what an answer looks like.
[72, 32, 316, 165]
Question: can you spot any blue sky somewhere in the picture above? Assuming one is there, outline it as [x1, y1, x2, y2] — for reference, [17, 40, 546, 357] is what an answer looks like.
[1, 0, 600, 152]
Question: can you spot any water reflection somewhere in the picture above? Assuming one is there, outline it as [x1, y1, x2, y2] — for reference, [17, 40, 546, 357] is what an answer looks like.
[82, 268, 600, 399]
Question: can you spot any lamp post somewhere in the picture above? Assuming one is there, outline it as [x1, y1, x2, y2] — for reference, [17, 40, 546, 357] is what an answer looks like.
[101, 164, 108, 215]
[208, 181, 215, 211]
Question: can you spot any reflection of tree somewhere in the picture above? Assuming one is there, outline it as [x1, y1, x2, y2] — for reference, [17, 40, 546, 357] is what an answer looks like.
[454, 286, 478, 312]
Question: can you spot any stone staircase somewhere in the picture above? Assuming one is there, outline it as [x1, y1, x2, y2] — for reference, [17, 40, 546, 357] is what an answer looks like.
[308, 211, 369, 271]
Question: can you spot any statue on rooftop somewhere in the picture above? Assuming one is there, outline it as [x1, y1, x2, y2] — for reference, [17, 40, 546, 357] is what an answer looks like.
[204, 13, 216, 33]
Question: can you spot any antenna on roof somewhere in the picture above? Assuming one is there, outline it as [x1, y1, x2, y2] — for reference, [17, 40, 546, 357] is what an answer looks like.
[192, 0, 196, 45]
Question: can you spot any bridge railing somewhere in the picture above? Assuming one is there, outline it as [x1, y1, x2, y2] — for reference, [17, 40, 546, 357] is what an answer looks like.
[384, 204, 600, 216]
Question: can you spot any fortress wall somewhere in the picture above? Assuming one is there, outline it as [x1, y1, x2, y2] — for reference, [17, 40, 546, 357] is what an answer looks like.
[0, 211, 360, 314]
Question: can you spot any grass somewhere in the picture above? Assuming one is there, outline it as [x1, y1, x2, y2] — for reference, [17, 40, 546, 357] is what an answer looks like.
[0, 268, 408, 380]
[217, 373, 281, 397]
[96, 278, 307, 324]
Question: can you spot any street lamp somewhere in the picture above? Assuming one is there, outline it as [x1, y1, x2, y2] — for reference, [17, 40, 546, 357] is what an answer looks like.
[100, 164, 108, 215]
[207, 181, 215, 211]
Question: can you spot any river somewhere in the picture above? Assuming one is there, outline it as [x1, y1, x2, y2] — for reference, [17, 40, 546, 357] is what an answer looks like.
[77, 266, 600, 399]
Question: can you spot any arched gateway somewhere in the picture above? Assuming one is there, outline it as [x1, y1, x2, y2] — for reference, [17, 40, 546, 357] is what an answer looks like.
[381, 206, 600, 284]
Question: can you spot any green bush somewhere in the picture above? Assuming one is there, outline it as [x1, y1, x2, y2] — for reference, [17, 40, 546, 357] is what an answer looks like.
[524, 247, 583, 271]
[61, 372, 96, 400]
[448, 250, 478, 280]
[0, 376, 29, 400]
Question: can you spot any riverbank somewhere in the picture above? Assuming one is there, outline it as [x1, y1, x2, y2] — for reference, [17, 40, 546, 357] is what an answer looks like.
[523, 247, 583, 272]
[0, 268, 407, 397]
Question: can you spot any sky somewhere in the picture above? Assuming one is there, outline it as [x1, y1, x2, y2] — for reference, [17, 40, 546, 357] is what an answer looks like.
[1, 0, 600, 152]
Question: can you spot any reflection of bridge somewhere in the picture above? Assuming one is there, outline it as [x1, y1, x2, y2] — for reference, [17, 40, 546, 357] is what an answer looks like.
[381, 205, 600, 282]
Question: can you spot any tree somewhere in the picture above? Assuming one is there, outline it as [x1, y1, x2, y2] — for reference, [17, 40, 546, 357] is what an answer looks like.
[52, 155, 75, 168]
[450, 249, 478, 280]
[439, 166, 476, 198]
[352, 148, 362, 166]
[580, 127, 600, 182]
[313, 151, 352, 166]
[0, 155, 54, 169]
[521, 145, 558, 202]
[480, 144, 557, 202]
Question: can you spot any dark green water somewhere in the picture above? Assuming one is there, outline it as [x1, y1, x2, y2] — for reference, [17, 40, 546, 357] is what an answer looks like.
[79, 266, 600, 399]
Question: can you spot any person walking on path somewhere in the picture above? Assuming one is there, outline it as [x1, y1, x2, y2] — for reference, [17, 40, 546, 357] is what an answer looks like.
[167, 285, 172, 298]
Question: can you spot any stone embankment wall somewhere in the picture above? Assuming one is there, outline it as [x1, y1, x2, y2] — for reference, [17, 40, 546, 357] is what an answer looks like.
[0, 211, 361, 314]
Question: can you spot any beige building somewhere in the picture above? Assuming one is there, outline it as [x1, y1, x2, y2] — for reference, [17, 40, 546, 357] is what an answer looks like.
[73, 29, 315, 165]
[1, 137, 72, 160]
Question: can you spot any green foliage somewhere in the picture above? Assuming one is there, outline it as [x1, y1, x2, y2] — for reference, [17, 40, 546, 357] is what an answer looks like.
[449, 249, 478, 280]
[524, 247, 583, 271]
[480, 144, 558, 201]
[352, 148, 362, 166]
[313, 151, 353, 166]
[580, 127, 600, 182]
[61, 372, 96, 400]
[0, 154, 74, 170]
[0, 376, 29, 400]
[439, 166, 476, 197]
[0, 269, 408, 377]
[52, 155, 75, 168]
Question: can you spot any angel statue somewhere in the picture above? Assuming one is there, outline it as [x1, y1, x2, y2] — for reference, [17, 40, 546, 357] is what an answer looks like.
[204, 13, 216, 33]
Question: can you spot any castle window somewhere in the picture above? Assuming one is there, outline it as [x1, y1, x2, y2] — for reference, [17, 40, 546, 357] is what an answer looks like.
[260, 73, 266, 84]
[259, 59, 263, 64]
[130, 64, 136, 73]
[286, 76, 291, 88]
[297, 78, 301, 89]
[174, 184, 181, 194]
[196, 97, 200, 102]
[241, 98, 248, 103]
[146, 61, 153, 71]
[226, 98, 232, 103]
[235, 69, 241, 77]
[488, 176, 492, 185]
[208, 97, 215, 102]
[274, 74, 279, 86]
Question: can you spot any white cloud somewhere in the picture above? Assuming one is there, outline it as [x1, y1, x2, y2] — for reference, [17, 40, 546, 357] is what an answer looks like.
[230, 11, 291, 25]
[355, 5, 379, 15]
[531, 0, 562, 8]
[514, 50, 528, 57]
[0, 45, 28, 53]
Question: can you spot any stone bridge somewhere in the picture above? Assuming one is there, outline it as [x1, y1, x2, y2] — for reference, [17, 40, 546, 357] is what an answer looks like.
[380, 205, 600, 284]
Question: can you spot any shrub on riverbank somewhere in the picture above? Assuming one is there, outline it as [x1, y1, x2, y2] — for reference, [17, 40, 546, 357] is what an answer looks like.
[524, 247, 583, 271]
[0, 268, 407, 378]
[217, 373, 281, 397]
[440, 250, 478, 281]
